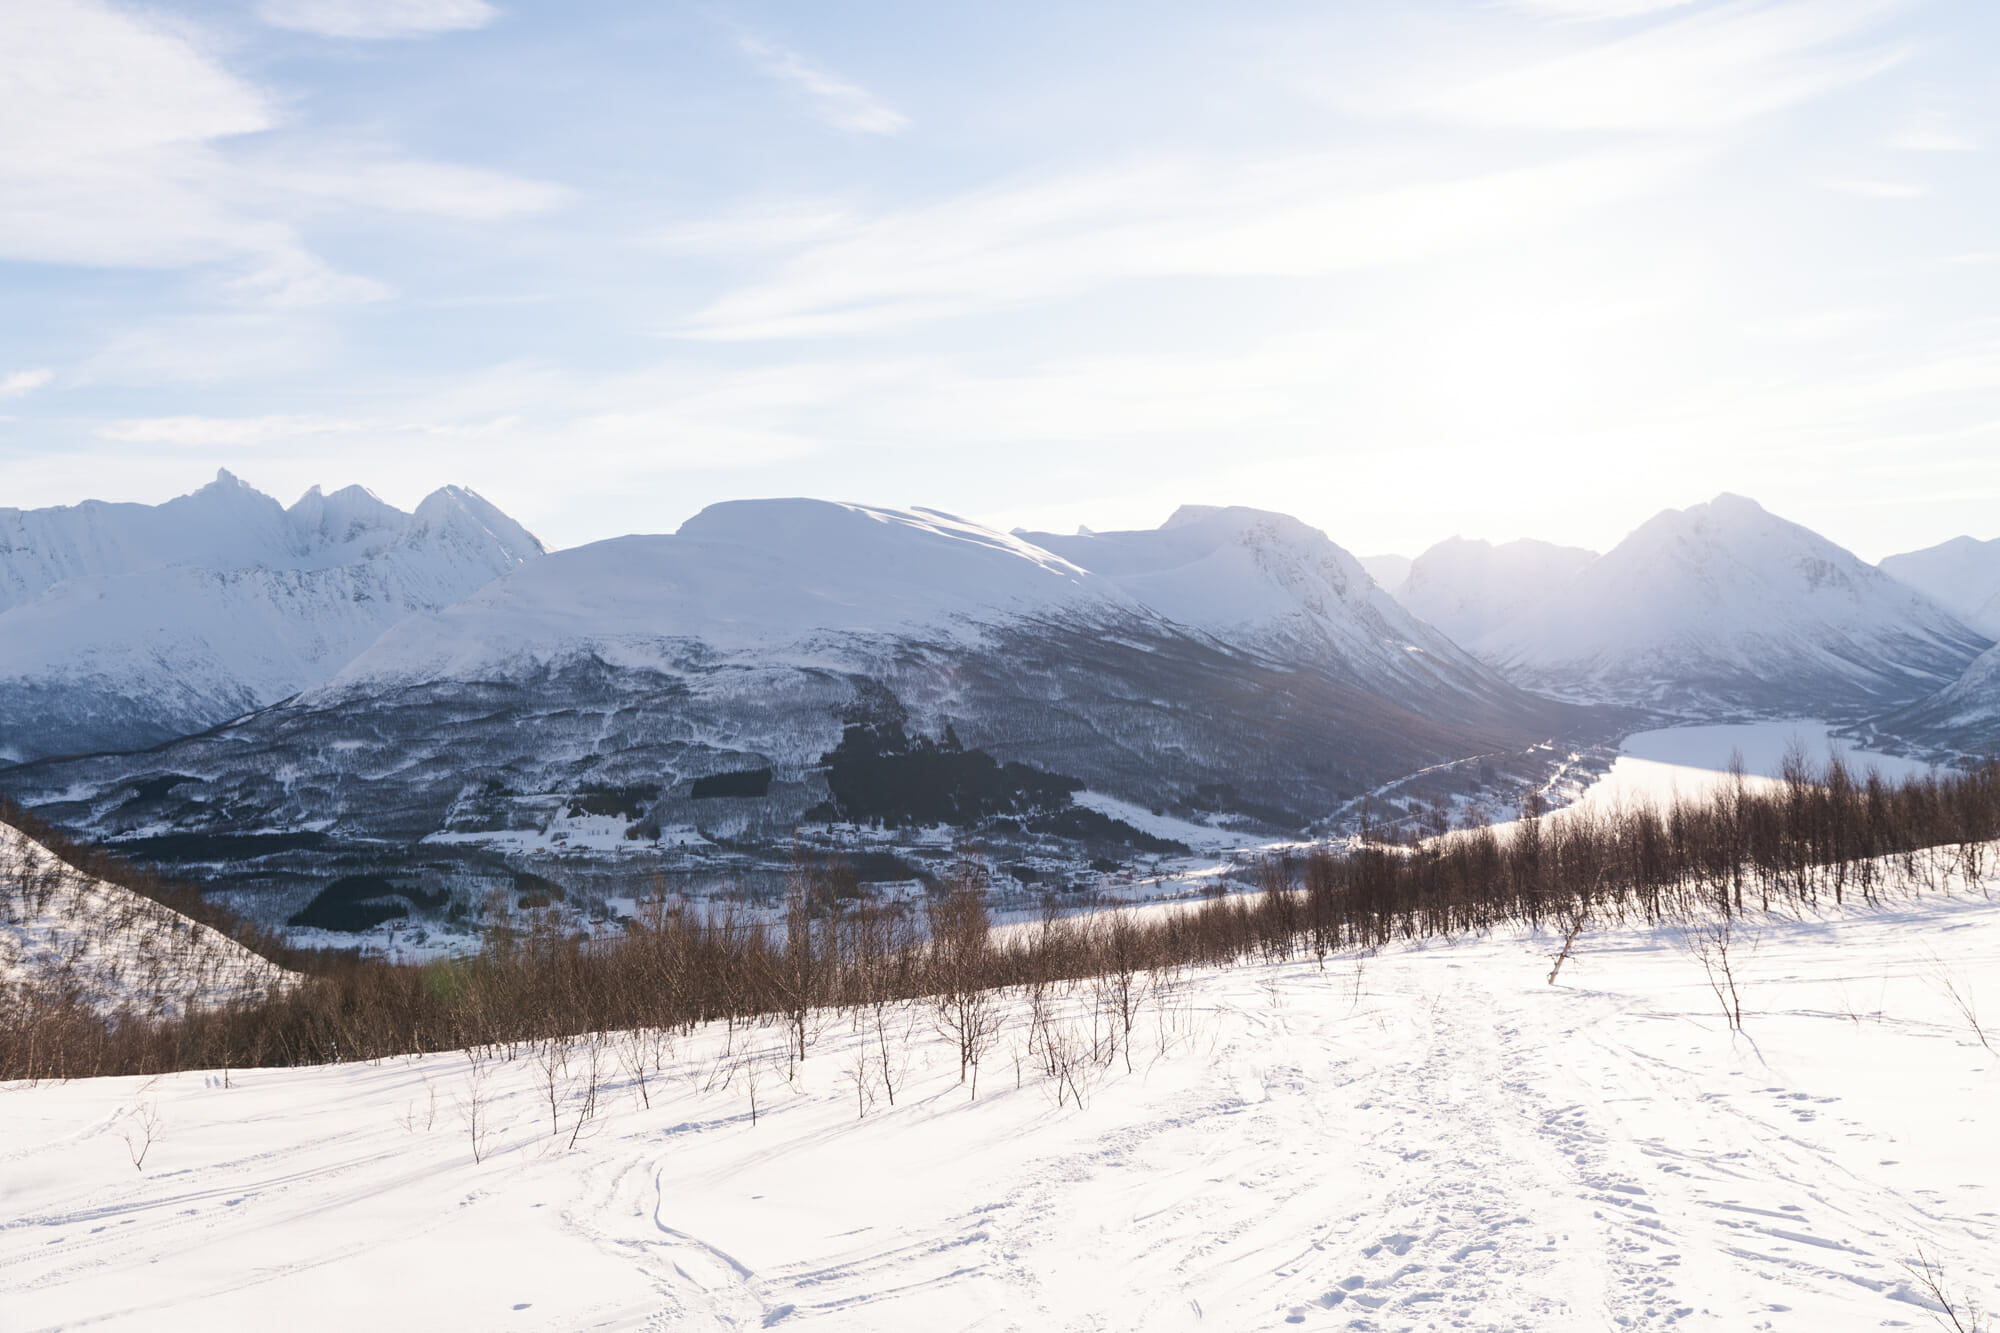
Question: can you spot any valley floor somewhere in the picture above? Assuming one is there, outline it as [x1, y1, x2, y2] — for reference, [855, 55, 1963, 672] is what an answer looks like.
[5, 893, 2000, 1331]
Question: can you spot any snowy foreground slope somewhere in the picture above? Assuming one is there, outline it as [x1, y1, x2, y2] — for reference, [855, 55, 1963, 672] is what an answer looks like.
[6, 894, 1999, 1331]
[0, 820, 291, 1017]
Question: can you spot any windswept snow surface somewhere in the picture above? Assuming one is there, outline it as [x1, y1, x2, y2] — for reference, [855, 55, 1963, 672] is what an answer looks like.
[0, 820, 292, 1017]
[6, 890, 2000, 1330]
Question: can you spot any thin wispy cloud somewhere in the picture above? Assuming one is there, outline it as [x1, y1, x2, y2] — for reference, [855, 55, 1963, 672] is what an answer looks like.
[1822, 177, 1925, 198]
[0, 369, 54, 399]
[0, 0, 558, 307]
[1888, 111, 1978, 152]
[98, 414, 362, 445]
[1503, 0, 1703, 19]
[1427, 0, 1909, 132]
[256, 0, 496, 40]
[680, 147, 1694, 339]
[253, 152, 570, 220]
[737, 36, 908, 135]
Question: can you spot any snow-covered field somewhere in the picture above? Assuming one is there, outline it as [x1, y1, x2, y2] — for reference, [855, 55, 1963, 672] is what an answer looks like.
[6, 888, 1998, 1331]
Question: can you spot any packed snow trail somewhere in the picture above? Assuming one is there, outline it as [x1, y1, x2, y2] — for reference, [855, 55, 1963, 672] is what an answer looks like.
[4, 894, 1999, 1331]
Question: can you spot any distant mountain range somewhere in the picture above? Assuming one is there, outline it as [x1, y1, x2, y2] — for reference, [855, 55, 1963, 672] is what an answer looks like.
[1377, 495, 1994, 722]
[0, 496, 1578, 921]
[0, 470, 542, 762]
[1, 475, 1995, 928]
[1879, 537, 2000, 638]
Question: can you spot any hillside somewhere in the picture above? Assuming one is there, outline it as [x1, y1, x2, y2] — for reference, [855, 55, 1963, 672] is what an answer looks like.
[1, 818, 292, 1018]
[1019, 505, 1534, 718]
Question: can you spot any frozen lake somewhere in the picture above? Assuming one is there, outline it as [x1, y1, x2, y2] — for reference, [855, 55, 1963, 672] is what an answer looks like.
[1570, 719, 1936, 815]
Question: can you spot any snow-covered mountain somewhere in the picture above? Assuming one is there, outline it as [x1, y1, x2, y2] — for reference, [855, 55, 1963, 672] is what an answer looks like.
[1880, 535, 2000, 638]
[1874, 640, 2000, 756]
[0, 499, 1574, 921]
[1471, 494, 1989, 716]
[1392, 536, 1598, 647]
[0, 471, 543, 762]
[1019, 505, 1526, 719]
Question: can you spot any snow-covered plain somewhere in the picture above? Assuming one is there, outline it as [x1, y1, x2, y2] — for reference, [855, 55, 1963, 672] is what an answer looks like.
[6, 886, 1999, 1331]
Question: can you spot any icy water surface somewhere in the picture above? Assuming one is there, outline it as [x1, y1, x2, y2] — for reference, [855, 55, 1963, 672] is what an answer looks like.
[1572, 719, 1935, 814]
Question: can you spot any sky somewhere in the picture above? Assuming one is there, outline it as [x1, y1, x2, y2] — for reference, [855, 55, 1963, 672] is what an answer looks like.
[2, 0, 1998, 561]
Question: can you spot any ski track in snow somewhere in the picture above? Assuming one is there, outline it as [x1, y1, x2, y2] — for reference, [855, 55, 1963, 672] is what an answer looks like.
[5, 895, 2000, 1331]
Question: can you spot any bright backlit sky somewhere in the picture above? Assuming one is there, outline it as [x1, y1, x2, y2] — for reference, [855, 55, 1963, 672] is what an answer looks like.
[3, 0, 1997, 560]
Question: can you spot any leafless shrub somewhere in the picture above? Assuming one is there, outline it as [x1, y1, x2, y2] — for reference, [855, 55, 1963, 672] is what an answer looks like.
[1902, 1244, 1987, 1333]
[396, 1077, 437, 1133]
[12, 756, 2000, 1082]
[121, 1099, 162, 1171]
[1925, 953, 1992, 1053]
[1679, 917, 1747, 1030]
[456, 1051, 492, 1164]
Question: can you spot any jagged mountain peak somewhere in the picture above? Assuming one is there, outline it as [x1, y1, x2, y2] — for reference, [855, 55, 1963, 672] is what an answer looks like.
[0, 474, 547, 762]
[1880, 534, 2000, 638]
[1018, 504, 1531, 717]
[1474, 496, 1989, 715]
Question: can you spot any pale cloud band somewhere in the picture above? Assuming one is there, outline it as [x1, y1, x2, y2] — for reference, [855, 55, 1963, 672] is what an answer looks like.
[0, 369, 54, 399]
[256, 0, 497, 40]
[737, 35, 909, 136]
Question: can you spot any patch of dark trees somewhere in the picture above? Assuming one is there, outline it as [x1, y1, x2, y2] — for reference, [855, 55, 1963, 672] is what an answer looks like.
[690, 768, 773, 800]
[565, 786, 654, 820]
[110, 830, 331, 863]
[289, 876, 451, 932]
[819, 718, 1082, 827]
